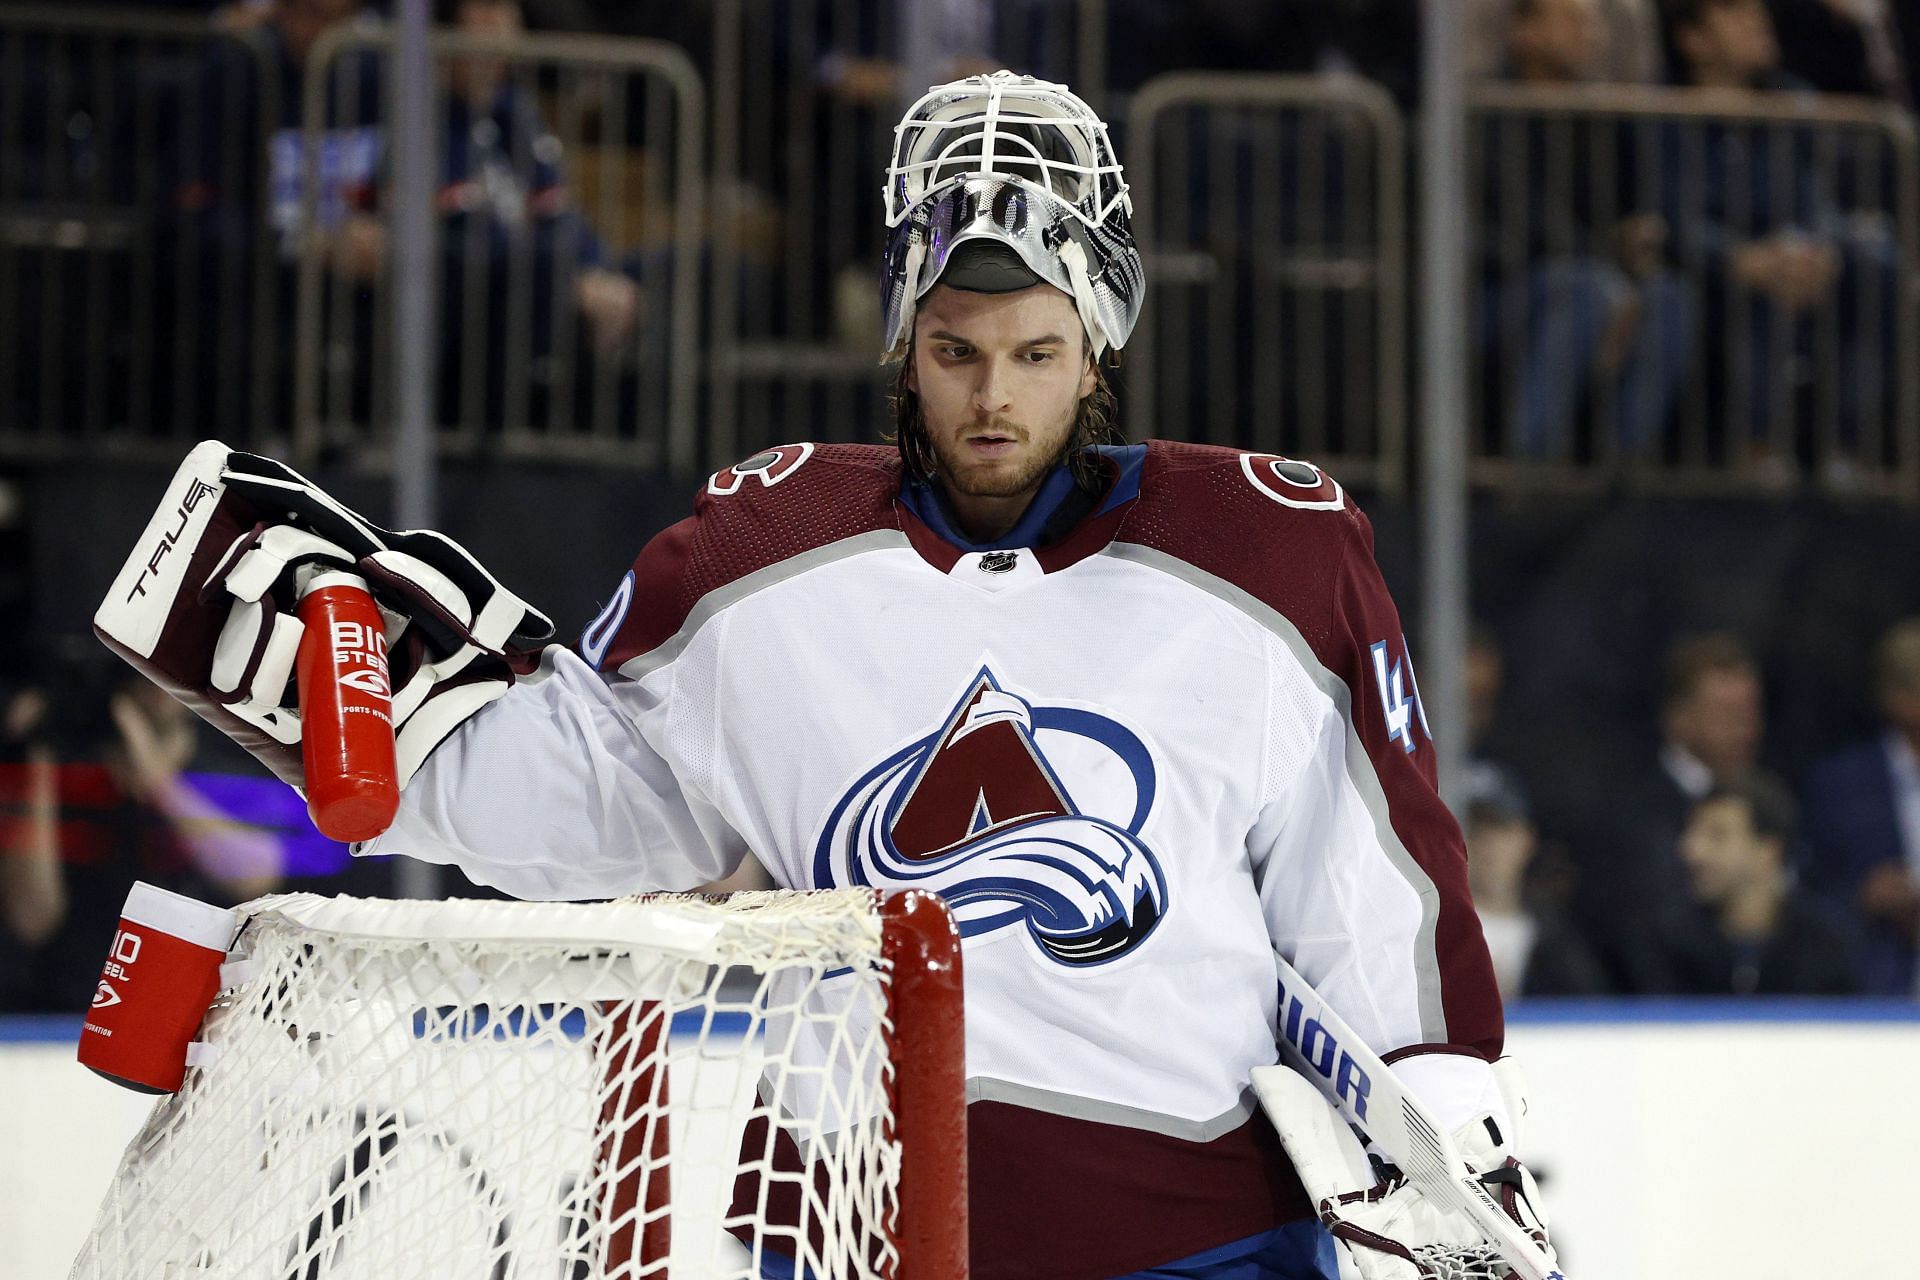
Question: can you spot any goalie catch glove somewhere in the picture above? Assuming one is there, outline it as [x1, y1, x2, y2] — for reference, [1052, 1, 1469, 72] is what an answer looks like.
[94, 440, 554, 801]
[1265, 1062, 1557, 1280]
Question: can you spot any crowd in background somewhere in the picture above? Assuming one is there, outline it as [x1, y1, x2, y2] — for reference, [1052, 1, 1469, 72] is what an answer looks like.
[3, 0, 1920, 1011]
[1472, 0, 1910, 478]
[1466, 617, 1920, 1000]
[1, 0, 1914, 466]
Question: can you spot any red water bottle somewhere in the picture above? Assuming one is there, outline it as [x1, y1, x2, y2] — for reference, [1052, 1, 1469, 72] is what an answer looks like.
[77, 881, 240, 1093]
[297, 571, 400, 841]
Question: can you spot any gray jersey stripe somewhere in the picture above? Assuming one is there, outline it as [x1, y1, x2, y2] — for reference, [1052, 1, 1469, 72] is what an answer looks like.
[613, 529, 913, 682]
[965, 1076, 1259, 1141]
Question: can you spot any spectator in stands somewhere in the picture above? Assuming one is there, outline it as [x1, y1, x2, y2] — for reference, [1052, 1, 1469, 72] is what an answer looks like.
[1466, 621, 1512, 760]
[1465, 621, 1551, 820]
[454, 0, 635, 346]
[1657, 632, 1768, 794]
[1660, 0, 1900, 482]
[190, 0, 644, 431]
[1800, 617, 1920, 994]
[1466, 620, 1588, 919]
[1478, 0, 1696, 462]
[173, 0, 383, 427]
[445, 0, 639, 374]
[1471, 0, 1666, 83]
[317, 0, 645, 428]
[1596, 0, 1668, 80]
[1504, 0, 1604, 82]
[0, 657, 282, 1013]
[0, 688, 61, 960]
[184, 0, 381, 254]
[1577, 631, 1767, 990]
[1673, 775, 1859, 993]
[1465, 761, 1610, 998]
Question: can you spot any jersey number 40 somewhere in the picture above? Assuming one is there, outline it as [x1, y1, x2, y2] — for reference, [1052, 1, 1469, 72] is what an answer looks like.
[1369, 637, 1430, 753]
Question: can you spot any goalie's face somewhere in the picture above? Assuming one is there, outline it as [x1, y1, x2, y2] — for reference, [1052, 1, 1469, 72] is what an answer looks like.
[906, 282, 1098, 540]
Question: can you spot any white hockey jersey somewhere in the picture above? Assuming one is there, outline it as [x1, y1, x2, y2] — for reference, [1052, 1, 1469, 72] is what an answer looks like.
[370, 440, 1506, 1279]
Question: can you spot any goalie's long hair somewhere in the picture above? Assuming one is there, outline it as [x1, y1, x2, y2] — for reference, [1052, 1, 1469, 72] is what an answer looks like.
[885, 341, 1123, 494]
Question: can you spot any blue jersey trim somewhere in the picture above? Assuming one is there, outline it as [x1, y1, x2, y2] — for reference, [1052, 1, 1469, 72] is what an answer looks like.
[1093, 443, 1148, 515]
[1117, 1221, 1335, 1279]
[899, 462, 1084, 552]
[897, 443, 1146, 553]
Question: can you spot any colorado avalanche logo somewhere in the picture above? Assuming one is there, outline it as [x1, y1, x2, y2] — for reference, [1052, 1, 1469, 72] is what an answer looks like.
[814, 667, 1168, 965]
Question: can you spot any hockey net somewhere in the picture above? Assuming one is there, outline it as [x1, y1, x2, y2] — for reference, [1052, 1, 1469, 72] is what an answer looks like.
[70, 889, 966, 1280]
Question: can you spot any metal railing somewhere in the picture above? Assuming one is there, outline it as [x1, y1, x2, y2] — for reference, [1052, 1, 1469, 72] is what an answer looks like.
[1468, 82, 1920, 499]
[703, 0, 1107, 472]
[6, 8, 1919, 505]
[0, 6, 278, 459]
[1127, 72, 1408, 495]
[292, 24, 705, 470]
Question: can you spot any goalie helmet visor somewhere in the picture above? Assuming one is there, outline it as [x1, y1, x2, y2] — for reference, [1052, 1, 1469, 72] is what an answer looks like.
[938, 239, 1044, 294]
[881, 174, 1143, 358]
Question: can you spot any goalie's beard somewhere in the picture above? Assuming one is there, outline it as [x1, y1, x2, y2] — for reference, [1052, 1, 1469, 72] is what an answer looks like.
[885, 348, 1122, 496]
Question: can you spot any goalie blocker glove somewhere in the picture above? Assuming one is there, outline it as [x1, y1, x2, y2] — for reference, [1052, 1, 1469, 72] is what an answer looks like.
[94, 440, 554, 812]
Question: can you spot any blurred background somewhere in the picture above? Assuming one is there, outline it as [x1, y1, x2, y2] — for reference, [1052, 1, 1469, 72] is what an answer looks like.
[2, 0, 1919, 1273]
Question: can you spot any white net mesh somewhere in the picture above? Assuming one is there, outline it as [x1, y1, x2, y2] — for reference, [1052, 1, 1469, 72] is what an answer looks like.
[72, 891, 909, 1280]
[1410, 1244, 1510, 1280]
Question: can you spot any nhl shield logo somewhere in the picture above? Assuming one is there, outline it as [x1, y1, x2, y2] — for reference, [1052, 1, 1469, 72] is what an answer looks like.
[814, 666, 1168, 965]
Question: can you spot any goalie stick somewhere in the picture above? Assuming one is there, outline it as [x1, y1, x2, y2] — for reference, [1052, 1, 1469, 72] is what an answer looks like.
[1253, 953, 1567, 1280]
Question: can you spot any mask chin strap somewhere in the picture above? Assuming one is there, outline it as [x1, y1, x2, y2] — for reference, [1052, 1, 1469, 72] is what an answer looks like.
[1055, 237, 1108, 358]
[888, 235, 928, 355]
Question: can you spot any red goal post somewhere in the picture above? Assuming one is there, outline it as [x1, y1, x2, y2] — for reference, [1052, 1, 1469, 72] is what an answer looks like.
[70, 888, 968, 1280]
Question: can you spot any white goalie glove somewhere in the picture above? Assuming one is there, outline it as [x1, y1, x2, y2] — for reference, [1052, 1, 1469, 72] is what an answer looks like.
[1264, 1062, 1557, 1280]
[94, 440, 555, 802]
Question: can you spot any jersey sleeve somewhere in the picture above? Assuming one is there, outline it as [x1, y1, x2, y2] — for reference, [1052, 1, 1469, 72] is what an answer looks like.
[364, 514, 748, 899]
[368, 643, 744, 899]
[367, 444, 902, 899]
[1249, 502, 1506, 1132]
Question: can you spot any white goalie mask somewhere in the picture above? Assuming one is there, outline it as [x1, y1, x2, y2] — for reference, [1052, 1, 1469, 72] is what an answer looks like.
[881, 71, 1145, 359]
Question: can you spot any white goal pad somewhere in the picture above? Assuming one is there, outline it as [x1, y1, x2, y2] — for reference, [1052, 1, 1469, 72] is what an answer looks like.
[70, 890, 967, 1280]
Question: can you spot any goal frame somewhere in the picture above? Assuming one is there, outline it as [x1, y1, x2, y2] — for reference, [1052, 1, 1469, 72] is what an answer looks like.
[878, 889, 968, 1280]
[75, 887, 970, 1280]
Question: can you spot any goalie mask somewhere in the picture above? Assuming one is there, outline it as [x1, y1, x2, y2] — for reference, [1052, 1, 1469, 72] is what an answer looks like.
[881, 71, 1145, 360]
